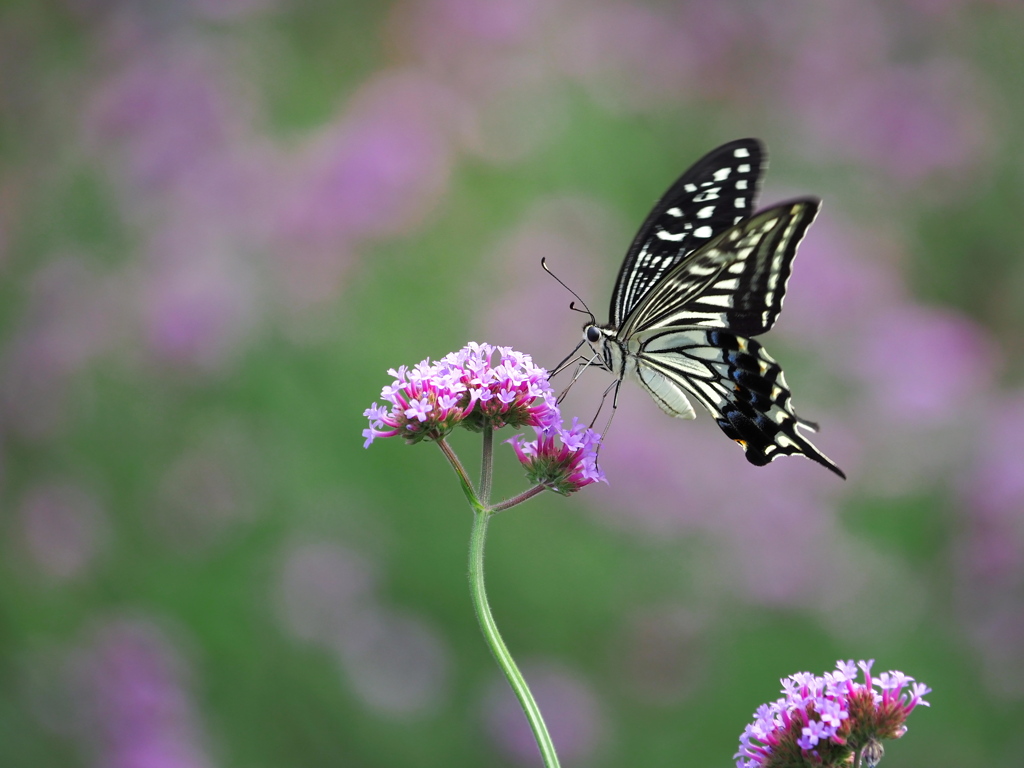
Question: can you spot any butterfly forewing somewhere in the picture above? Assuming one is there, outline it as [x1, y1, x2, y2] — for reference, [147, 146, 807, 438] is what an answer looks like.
[621, 199, 820, 337]
[610, 139, 765, 327]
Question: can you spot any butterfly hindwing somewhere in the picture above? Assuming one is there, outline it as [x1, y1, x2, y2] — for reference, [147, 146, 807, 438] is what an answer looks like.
[621, 199, 820, 336]
[610, 139, 765, 327]
[633, 328, 845, 478]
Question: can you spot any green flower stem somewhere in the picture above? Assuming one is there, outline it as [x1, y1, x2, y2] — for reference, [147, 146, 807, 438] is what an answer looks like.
[480, 425, 495, 505]
[436, 436, 560, 768]
[491, 484, 548, 513]
[469, 508, 561, 768]
[436, 438, 482, 512]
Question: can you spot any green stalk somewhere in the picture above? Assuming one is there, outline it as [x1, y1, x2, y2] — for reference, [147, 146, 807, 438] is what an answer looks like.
[436, 438, 482, 512]
[436, 435, 560, 767]
[492, 484, 548, 513]
[480, 425, 495, 505]
[469, 509, 561, 768]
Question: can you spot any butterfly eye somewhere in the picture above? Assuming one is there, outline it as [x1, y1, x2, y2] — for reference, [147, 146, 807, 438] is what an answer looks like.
[586, 326, 602, 343]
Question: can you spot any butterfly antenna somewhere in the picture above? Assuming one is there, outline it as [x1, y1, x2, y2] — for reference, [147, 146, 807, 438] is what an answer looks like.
[541, 258, 596, 323]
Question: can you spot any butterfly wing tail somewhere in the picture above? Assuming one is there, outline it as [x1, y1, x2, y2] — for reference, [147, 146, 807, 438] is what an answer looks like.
[717, 401, 846, 479]
[795, 416, 820, 432]
[638, 328, 845, 479]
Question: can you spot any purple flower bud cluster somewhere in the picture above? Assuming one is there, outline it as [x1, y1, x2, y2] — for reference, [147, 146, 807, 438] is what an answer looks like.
[363, 342, 561, 446]
[509, 418, 606, 495]
[735, 659, 931, 768]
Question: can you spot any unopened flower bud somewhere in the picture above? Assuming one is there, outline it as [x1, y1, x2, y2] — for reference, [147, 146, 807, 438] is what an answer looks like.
[861, 737, 884, 768]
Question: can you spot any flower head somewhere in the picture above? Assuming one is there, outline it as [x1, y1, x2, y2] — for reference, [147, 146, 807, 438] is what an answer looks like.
[509, 418, 606, 495]
[735, 660, 930, 768]
[363, 342, 559, 447]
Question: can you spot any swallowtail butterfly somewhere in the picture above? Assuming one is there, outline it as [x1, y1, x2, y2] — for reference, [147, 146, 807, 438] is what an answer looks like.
[579, 138, 844, 478]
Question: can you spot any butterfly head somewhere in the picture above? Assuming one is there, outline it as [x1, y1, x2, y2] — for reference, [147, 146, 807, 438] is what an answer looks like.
[582, 322, 621, 374]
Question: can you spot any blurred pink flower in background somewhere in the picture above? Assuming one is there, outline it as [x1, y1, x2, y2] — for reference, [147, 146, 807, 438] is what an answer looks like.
[154, 422, 258, 551]
[615, 606, 708, 704]
[850, 305, 998, 424]
[592, 400, 864, 613]
[0, 255, 121, 440]
[589, 399, 748, 536]
[779, 214, 904, 348]
[29, 617, 216, 768]
[16, 480, 107, 582]
[335, 605, 451, 717]
[79, 38, 276, 371]
[387, 0, 551, 93]
[749, 2, 991, 184]
[137, 222, 259, 372]
[275, 538, 451, 716]
[190, 0, 279, 22]
[962, 393, 1024, 558]
[278, 71, 458, 245]
[591, 397, 928, 641]
[670, 2, 764, 94]
[85, 43, 247, 199]
[794, 61, 989, 184]
[708, 469, 845, 607]
[761, 2, 892, 102]
[386, 0, 568, 162]
[559, 3, 698, 113]
[276, 540, 379, 646]
[902, 0, 1013, 16]
[967, 603, 1024, 699]
[83, 28, 279, 232]
[482, 661, 605, 766]
[271, 70, 462, 307]
[955, 392, 1024, 697]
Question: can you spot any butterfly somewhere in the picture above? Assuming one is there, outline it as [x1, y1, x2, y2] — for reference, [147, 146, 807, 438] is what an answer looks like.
[569, 138, 844, 478]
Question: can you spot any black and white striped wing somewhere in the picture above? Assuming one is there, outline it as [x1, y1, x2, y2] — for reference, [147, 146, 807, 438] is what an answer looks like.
[610, 139, 765, 328]
[633, 327, 845, 478]
[620, 199, 820, 337]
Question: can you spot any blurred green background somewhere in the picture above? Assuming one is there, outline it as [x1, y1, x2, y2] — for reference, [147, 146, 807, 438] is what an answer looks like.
[3, 1, 1024, 766]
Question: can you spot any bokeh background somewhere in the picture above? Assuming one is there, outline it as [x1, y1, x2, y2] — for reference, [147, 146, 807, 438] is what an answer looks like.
[3, 1, 1024, 766]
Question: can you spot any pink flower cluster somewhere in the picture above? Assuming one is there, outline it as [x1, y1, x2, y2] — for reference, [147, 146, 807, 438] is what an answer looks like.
[735, 660, 931, 768]
[362, 342, 559, 447]
[364, 343, 606, 494]
[509, 418, 606, 495]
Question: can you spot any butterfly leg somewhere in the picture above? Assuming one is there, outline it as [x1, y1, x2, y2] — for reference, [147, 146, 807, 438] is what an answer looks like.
[584, 374, 625, 457]
[553, 353, 603, 405]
